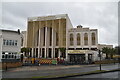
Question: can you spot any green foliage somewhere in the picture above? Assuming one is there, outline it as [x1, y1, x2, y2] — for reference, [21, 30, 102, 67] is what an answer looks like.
[21, 47, 30, 53]
[102, 47, 118, 59]
[21, 47, 31, 57]
[59, 47, 66, 58]
[59, 47, 66, 53]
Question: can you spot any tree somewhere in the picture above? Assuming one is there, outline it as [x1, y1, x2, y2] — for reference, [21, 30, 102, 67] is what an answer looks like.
[109, 48, 115, 59]
[21, 47, 31, 57]
[102, 47, 110, 59]
[59, 47, 66, 58]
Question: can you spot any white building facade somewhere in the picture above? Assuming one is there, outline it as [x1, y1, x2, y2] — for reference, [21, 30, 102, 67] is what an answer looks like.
[67, 25, 99, 63]
[68, 25, 98, 50]
[0, 29, 21, 62]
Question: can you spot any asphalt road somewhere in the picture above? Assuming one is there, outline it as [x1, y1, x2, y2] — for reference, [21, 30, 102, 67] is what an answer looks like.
[71, 71, 120, 78]
[2, 63, 120, 78]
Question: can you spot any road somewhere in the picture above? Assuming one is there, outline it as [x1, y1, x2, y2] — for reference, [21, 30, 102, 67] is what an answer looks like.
[2, 63, 120, 78]
[71, 71, 120, 78]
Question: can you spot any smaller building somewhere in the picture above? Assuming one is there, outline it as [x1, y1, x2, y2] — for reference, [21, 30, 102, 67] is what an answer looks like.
[0, 29, 21, 62]
[98, 44, 113, 50]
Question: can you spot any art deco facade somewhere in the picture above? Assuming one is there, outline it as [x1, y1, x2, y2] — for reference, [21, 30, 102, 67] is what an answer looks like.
[27, 14, 73, 59]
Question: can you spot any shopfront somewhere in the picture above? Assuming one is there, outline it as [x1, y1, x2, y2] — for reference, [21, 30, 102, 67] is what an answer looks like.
[67, 50, 94, 64]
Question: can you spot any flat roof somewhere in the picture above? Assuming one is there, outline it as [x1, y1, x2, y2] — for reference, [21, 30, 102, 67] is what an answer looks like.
[0, 29, 19, 34]
[28, 14, 68, 21]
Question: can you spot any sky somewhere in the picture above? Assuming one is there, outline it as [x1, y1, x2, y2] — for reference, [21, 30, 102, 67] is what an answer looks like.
[0, 0, 119, 47]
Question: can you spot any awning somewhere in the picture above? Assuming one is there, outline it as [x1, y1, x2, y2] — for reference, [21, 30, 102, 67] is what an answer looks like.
[67, 50, 94, 54]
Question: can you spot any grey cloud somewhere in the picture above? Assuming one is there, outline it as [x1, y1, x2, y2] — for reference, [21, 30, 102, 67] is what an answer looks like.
[1, 2, 118, 46]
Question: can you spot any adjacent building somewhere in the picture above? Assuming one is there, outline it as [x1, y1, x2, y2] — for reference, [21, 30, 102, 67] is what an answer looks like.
[98, 44, 113, 50]
[0, 29, 21, 62]
[67, 25, 98, 63]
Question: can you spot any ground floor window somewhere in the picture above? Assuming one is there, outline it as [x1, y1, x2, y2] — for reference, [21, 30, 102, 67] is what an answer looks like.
[69, 54, 85, 64]
[2, 52, 20, 59]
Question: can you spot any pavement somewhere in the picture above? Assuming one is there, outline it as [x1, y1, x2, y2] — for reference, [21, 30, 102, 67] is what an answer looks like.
[2, 63, 120, 78]
[4, 64, 97, 72]
[72, 71, 119, 78]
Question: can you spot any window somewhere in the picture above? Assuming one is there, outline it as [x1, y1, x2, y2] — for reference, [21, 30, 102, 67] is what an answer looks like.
[12, 40, 14, 46]
[2, 52, 5, 54]
[6, 40, 9, 45]
[70, 33, 74, 46]
[5, 55, 7, 59]
[9, 40, 12, 45]
[56, 32, 58, 46]
[3, 39, 6, 45]
[15, 40, 17, 46]
[3, 39, 17, 46]
[84, 33, 88, 45]
[91, 33, 96, 45]
[77, 33, 81, 45]
[2, 55, 5, 58]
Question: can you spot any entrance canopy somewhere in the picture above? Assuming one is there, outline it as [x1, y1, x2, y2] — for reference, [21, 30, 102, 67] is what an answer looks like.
[67, 50, 95, 54]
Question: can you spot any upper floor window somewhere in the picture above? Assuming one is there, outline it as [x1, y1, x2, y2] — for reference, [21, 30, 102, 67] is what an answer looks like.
[91, 33, 96, 45]
[15, 40, 17, 46]
[70, 33, 74, 46]
[3, 39, 6, 45]
[77, 33, 81, 45]
[84, 33, 88, 45]
[3, 39, 18, 46]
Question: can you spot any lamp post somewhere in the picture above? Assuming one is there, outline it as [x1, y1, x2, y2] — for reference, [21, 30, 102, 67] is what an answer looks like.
[98, 50, 102, 71]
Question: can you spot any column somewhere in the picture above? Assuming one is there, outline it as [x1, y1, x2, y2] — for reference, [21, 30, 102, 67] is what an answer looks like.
[85, 53, 88, 63]
[32, 22, 35, 58]
[45, 27, 47, 58]
[38, 29, 41, 58]
[81, 32, 84, 49]
[58, 50, 60, 58]
[52, 28, 54, 58]
[65, 49, 68, 60]
[74, 32, 76, 49]
[34, 48, 36, 57]
[32, 48, 34, 57]
[88, 31, 91, 49]
[40, 48, 42, 58]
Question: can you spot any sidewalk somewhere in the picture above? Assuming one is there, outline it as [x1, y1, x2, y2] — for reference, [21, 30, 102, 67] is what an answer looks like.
[4, 63, 119, 72]
[5, 64, 96, 72]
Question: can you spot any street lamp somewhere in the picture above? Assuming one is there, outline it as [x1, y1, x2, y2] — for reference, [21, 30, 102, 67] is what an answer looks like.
[98, 50, 102, 71]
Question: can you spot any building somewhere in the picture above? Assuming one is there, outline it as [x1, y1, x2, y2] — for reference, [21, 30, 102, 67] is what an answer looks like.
[0, 29, 21, 62]
[21, 31, 27, 48]
[27, 14, 73, 59]
[68, 25, 98, 50]
[26, 14, 99, 63]
[67, 25, 98, 63]
[98, 44, 113, 50]
[98, 44, 113, 59]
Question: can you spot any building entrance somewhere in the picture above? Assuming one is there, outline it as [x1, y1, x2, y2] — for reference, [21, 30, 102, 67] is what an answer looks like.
[69, 54, 85, 64]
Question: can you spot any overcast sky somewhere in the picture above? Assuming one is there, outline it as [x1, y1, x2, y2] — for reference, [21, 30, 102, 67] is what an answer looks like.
[0, 1, 119, 47]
